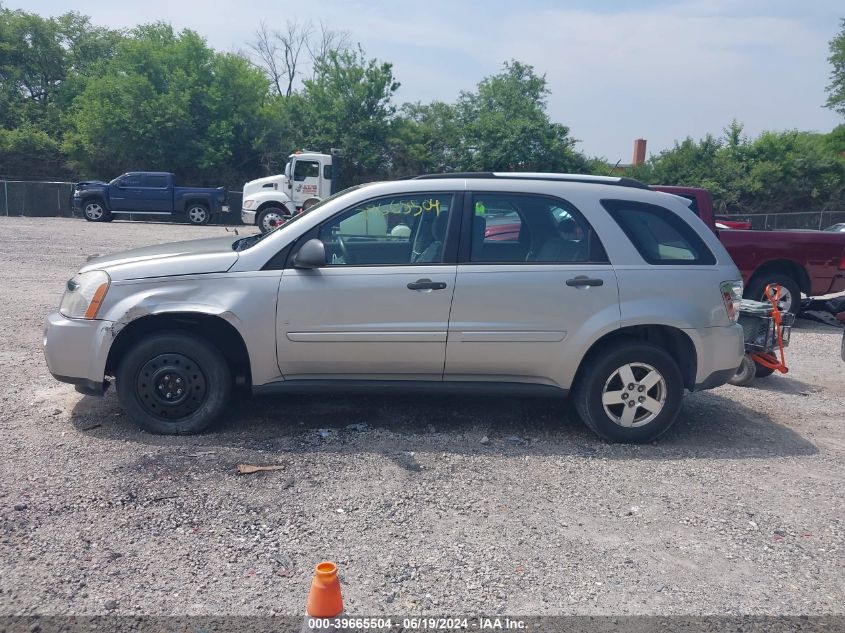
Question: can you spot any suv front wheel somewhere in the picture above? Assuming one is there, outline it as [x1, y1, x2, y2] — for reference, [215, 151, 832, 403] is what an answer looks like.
[116, 332, 231, 434]
[573, 341, 684, 443]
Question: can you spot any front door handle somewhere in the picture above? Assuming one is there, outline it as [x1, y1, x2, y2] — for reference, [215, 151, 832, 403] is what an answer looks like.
[407, 278, 447, 291]
[566, 276, 604, 288]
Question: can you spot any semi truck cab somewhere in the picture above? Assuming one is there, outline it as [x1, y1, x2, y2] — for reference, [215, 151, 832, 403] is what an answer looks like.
[241, 150, 340, 233]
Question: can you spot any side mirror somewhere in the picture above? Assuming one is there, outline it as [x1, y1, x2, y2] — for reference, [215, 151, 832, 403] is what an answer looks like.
[292, 238, 327, 269]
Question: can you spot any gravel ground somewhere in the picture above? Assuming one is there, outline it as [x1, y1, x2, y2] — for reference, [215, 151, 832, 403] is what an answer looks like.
[0, 216, 842, 617]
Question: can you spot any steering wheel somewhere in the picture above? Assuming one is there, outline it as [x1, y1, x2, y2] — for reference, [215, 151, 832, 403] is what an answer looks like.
[336, 232, 351, 264]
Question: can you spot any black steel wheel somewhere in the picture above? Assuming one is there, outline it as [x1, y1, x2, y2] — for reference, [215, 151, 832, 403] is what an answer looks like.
[117, 332, 230, 434]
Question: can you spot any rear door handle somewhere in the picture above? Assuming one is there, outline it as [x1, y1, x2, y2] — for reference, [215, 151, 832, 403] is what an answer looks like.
[566, 276, 604, 288]
[407, 278, 447, 291]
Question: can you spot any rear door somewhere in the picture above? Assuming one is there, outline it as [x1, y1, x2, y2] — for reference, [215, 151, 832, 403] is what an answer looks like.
[444, 192, 620, 388]
[276, 192, 460, 379]
[142, 174, 172, 213]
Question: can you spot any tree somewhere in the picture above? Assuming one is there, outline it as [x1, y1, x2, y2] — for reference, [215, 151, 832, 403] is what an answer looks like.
[452, 61, 587, 172]
[248, 19, 349, 97]
[825, 19, 845, 117]
[293, 47, 400, 185]
[628, 123, 845, 214]
[62, 23, 269, 185]
[0, 7, 121, 131]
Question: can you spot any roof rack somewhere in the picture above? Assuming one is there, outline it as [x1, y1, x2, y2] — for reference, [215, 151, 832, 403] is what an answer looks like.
[412, 171, 650, 190]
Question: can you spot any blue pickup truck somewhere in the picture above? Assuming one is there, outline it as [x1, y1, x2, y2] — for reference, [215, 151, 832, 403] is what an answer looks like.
[72, 172, 229, 225]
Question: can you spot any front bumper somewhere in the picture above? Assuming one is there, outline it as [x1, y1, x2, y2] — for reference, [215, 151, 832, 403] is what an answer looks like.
[688, 323, 745, 391]
[241, 208, 257, 225]
[43, 312, 114, 396]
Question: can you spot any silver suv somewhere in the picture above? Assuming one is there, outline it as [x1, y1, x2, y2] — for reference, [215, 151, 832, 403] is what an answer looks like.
[43, 173, 745, 442]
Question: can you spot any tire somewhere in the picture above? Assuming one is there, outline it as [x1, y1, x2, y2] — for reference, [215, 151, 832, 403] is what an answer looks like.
[302, 198, 320, 211]
[116, 332, 231, 434]
[256, 205, 292, 234]
[728, 355, 756, 386]
[186, 203, 211, 225]
[573, 340, 684, 443]
[102, 213, 115, 222]
[82, 199, 108, 222]
[754, 361, 776, 378]
[746, 272, 801, 315]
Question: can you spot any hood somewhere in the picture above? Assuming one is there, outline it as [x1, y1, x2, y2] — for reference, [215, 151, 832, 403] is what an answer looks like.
[243, 174, 285, 200]
[79, 236, 241, 280]
[74, 180, 108, 190]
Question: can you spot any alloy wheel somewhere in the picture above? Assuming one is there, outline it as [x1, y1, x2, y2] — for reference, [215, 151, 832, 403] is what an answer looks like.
[601, 362, 667, 427]
[85, 203, 103, 220]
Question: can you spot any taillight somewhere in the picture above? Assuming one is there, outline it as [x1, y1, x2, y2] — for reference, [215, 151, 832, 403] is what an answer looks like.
[839, 252, 845, 270]
[721, 280, 743, 323]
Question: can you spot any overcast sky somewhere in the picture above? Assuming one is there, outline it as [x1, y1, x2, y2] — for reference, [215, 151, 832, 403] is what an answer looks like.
[14, 0, 845, 160]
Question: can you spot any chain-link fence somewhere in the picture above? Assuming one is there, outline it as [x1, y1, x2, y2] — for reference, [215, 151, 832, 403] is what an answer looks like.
[0, 180, 76, 217]
[0, 180, 244, 225]
[739, 211, 845, 231]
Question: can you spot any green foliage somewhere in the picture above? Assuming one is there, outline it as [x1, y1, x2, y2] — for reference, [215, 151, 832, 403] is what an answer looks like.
[826, 19, 845, 117]
[630, 122, 845, 213]
[0, 123, 69, 179]
[452, 61, 587, 173]
[0, 7, 121, 132]
[1, 5, 843, 216]
[62, 24, 268, 185]
[291, 47, 400, 186]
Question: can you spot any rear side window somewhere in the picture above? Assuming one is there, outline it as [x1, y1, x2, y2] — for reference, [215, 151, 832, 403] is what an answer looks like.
[144, 175, 168, 188]
[602, 199, 715, 265]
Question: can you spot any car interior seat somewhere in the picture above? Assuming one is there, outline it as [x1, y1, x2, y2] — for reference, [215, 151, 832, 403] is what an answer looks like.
[413, 211, 450, 263]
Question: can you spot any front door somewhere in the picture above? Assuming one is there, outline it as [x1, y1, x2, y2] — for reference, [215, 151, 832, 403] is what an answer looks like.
[109, 173, 146, 211]
[445, 192, 620, 388]
[291, 159, 321, 208]
[276, 192, 459, 379]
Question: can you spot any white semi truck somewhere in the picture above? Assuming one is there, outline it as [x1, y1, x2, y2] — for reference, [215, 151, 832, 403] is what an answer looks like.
[240, 149, 341, 233]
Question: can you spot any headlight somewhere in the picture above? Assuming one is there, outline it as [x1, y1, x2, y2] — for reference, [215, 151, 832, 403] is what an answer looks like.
[243, 199, 255, 209]
[60, 270, 110, 319]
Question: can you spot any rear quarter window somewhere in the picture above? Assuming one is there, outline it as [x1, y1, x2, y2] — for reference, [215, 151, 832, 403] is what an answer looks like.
[602, 199, 716, 265]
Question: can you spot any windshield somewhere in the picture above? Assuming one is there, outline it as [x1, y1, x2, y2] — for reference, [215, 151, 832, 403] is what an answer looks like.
[232, 184, 369, 252]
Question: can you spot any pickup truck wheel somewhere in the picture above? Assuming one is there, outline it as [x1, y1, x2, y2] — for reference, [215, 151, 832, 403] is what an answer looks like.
[116, 332, 231, 435]
[257, 206, 291, 234]
[747, 273, 801, 315]
[186, 204, 211, 225]
[573, 341, 684, 443]
[83, 200, 107, 222]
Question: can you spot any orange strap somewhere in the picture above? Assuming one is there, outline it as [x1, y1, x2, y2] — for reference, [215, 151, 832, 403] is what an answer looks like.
[749, 284, 788, 374]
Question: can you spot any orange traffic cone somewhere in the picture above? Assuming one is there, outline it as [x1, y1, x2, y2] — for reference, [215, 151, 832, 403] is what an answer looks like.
[301, 561, 344, 632]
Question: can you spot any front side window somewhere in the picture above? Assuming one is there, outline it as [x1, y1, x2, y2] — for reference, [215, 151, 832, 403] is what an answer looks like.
[120, 174, 143, 187]
[293, 160, 320, 181]
[602, 199, 715, 265]
[470, 193, 608, 264]
[318, 194, 453, 265]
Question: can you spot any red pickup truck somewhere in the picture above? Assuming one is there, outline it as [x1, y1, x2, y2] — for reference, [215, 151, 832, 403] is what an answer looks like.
[653, 186, 845, 314]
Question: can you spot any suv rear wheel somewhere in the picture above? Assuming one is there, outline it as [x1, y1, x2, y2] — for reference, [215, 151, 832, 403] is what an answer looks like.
[573, 341, 684, 442]
[116, 332, 231, 434]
